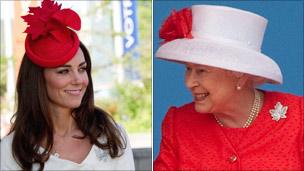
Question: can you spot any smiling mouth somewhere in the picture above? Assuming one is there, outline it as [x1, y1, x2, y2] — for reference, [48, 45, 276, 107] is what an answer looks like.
[193, 92, 209, 101]
[64, 89, 82, 95]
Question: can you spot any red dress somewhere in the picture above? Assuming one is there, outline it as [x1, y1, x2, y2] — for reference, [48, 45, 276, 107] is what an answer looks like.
[154, 91, 304, 170]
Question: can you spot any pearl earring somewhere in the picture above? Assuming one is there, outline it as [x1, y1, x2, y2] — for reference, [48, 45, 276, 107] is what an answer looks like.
[236, 85, 241, 90]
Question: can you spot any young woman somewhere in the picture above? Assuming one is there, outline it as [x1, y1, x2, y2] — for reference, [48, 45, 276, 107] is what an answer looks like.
[1, 0, 134, 170]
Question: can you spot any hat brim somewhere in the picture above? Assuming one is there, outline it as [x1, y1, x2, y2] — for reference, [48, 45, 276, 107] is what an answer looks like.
[156, 38, 282, 84]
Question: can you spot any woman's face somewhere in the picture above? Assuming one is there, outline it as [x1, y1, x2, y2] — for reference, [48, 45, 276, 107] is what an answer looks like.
[184, 62, 239, 113]
[44, 48, 89, 110]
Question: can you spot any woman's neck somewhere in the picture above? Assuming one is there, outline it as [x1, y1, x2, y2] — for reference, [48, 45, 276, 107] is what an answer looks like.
[213, 88, 258, 128]
[48, 103, 78, 137]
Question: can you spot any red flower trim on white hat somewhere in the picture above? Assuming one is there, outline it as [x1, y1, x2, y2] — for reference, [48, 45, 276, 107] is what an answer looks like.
[159, 8, 193, 44]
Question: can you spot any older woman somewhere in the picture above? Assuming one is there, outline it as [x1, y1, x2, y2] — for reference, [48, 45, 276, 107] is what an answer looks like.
[154, 4, 303, 170]
[0, 0, 134, 170]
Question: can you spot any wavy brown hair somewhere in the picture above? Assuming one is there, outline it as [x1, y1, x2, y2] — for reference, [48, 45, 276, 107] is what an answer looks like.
[9, 42, 126, 171]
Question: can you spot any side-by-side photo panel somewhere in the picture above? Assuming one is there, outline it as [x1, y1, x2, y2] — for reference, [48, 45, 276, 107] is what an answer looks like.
[153, 0, 303, 170]
[0, 0, 151, 170]
[1, 0, 303, 170]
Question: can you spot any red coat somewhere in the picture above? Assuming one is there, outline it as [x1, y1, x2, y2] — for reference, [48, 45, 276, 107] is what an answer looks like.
[154, 91, 304, 170]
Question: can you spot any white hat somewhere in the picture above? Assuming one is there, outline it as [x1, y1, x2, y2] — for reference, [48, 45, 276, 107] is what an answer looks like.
[156, 5, 283, 84]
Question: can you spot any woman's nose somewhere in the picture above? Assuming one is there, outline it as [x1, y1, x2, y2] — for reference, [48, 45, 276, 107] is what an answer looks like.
[71, 71, 83, 84]
[185, 72, 200, 89]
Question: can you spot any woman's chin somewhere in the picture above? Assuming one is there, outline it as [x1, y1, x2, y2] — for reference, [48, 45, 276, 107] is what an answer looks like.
[194, 103, 209, 113]
[63, 101, 82, 109]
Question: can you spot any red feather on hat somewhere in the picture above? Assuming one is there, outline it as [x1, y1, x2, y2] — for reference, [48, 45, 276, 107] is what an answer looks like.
[21, 0, 81, 40]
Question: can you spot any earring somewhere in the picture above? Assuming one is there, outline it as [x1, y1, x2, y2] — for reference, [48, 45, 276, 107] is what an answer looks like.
[236, 85, 241, 90]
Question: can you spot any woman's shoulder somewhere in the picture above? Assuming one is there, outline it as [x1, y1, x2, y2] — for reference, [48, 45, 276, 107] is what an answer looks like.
[164, 102, 206, 123]
[96, 123, 135, 170]
[263, 90, 303, 124]
[166, 102, 195, 114]
[264, 90, 303, 108]
[1, 132, 14, 151]
[1, 132, 21, 170]
[265, 90, 303, 99]
[1, 131, 14, 143]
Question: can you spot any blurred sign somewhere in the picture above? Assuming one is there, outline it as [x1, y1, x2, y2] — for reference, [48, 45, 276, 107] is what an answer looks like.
[112, 0, 140, 82]
[120, 0, 138, 54]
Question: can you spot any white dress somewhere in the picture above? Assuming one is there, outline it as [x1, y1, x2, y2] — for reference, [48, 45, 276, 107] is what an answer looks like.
[0, 127, 135, 170]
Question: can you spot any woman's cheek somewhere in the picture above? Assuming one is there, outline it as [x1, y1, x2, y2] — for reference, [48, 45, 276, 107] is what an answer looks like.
[83, 74, 89, 86]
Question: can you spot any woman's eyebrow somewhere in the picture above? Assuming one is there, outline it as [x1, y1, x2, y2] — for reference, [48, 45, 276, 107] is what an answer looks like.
[79, 61, 87, 66]
[59, 61, 86, 68]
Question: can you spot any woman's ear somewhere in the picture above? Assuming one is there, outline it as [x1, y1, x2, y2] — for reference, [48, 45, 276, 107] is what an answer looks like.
[236, 74, 249, 90]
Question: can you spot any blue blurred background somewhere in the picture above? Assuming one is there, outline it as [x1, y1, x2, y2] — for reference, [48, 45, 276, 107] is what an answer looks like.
[153, 1, 303, 160]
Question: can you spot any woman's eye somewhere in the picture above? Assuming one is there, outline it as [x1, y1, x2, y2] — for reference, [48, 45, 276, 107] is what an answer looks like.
[79, 67, 87, 72]
[186, 67, 191, 71]
[198, 69, 206, 73]
[57, 69, 69, 74]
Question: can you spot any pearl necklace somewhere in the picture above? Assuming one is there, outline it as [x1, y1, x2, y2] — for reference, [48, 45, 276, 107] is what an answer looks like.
[214, 89, 263, 128]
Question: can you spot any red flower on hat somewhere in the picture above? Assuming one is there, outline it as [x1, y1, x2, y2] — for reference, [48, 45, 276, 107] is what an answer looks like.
[159, 8, 193, 44]
[21, 0, 81, 41]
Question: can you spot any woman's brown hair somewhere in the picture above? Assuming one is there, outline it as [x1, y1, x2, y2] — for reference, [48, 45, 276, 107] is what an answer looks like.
[9, 42, 126, 171]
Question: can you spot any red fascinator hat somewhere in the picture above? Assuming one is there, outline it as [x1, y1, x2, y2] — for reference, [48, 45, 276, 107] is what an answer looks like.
[22, 0, 81, 68]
